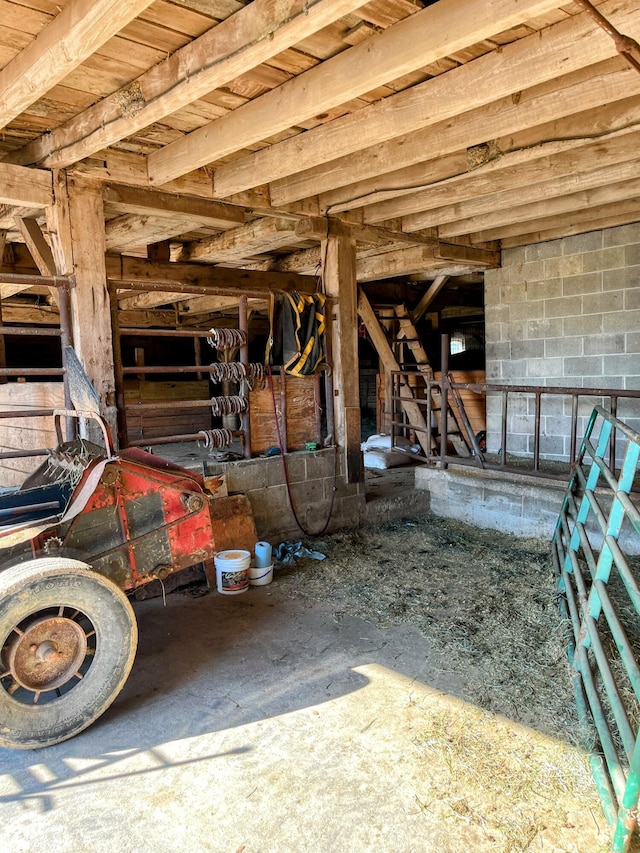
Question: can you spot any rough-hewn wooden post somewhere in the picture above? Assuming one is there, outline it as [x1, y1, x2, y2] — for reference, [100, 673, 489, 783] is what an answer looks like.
[47, 173, 117, 439]
[322, 228, 362, 484]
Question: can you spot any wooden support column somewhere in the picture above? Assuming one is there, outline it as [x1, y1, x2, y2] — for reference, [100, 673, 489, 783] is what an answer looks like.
[48, 174, 117, 437]
[322, 230, 362, 484]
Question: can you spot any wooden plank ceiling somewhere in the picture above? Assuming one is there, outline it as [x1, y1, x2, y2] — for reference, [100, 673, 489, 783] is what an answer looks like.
[0, 0, 639, 319]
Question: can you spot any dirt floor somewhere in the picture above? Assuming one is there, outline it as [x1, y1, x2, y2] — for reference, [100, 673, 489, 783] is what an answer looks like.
[272, 511, 636, 852]
[278, 514, 575, 742]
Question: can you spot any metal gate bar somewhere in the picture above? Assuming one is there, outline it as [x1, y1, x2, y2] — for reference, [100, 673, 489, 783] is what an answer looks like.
[552, 406, 640, 852]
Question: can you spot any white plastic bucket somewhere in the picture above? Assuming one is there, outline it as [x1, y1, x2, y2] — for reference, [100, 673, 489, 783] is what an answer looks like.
[214, 550, 251, 595]
[249, 563, 274, 586]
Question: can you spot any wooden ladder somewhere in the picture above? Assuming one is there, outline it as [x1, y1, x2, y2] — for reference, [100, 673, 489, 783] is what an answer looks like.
[358, 289, 470, 457]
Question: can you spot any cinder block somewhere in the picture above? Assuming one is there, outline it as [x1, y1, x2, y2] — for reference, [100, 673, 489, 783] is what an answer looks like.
[509, 413, 535, 434]
[583, 290, 624, 314]
[512, 339, 544, 360]
[583, 375, 623, 389]
[626, 332, 640, 353]
[305, 449, 335, 481]
[265, 456, 286, 487]
[625, 289, 640, 310]
[509, 300, 544, 323]
[625, 376, 640, 391]
[504, 433, 529, 454]
[525, 239, 562, 261]
[603, 223, 640, 247]
[603, 265, 640, 291]
[502, 246, 526, 265]
[226, 459, 267, 493]
[525, 279, 560, 301]
[247, 484, 288, 523]
[484, 304, 509, 323]
[485, 341, 511, 361]
[624, 244, 640, 266]
[544, 295, 582, 319]
[603, 310, 640, 334]
[562, 272, 602, 297]
[545, 255, 584, 278]
[501, 358, 528, 380]
[521, 260, 545, 281]
[484, 321, 503, 343]
[604, 353, 640, 376]
[563, 356, 603, 377]
[332, 493, 365, 525]
[545, 336, 582, 358]
[582, 247, 625, 273]
[484, 267, 509, 290]
[562, 230, 603, 255]
[564, 314, 603, 336]
[526, 357, 564, 378]
[502, 281, 527, 301]
[541, 415, 572, 437]
[584, 334, 625, 355]
[280, 452, 307, 484]
[526, 317, 564, 339]
[485, 362, 502, 380]
[326, 475, 358, 501]
[539, 395, 566, 416]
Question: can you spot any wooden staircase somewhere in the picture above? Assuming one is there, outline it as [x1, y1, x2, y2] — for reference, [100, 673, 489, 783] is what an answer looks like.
[357, 289, 470, 457]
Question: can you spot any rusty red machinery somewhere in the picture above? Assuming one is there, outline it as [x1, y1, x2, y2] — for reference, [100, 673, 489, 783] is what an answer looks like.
[0, 409, 256, 749]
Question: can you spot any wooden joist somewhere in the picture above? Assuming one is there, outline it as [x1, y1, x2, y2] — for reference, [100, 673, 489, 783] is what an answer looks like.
[268, 57, 636, 206]
[106, 255, 316, 295]
[147, 0, 562, 186]
[182, 217, 298, 263]
[437, 166, 640, 239]
[103, 185, 245, 229]
[0, 0, 155, 131]
[212, 0, 639, 199]
[105, 215, 204, 252]
[364, 128, 640, 225]
[13, 0, 369, 169]
[0, 165, 52, 209]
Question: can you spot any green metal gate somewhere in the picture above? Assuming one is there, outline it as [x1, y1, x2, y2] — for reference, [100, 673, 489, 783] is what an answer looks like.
[552, 406, 640, 853]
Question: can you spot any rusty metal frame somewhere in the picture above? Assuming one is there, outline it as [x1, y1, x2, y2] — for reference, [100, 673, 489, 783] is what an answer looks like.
[573, 0, 640, 75]
[389, 371, 640, 479]
[109, 280, 253, 453]
[0, 273, 76, 439]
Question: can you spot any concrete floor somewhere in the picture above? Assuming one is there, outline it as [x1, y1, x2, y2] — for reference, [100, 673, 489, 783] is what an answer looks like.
[0, 575, 610, 853]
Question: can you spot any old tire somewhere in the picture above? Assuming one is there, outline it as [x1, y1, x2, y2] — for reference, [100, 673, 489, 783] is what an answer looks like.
[0, 557, 137, 749]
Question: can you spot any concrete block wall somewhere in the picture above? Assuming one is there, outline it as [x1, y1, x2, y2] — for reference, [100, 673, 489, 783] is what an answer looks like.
[205, 448, 366, 542]
[484, 223, 640, 460]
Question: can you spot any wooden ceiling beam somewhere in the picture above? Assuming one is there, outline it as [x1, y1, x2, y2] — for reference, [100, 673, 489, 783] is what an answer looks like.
[440, 174, 640, 239]
[363, 125, 640, 225]
[106, 255, 315, 294]
[0, 0, 155, 131]
[13, 0, 369, 169]
[213, 0, 639, 199]
[147, 0, 562, 186]
[103, 185, 245, 229]
[181, 217, 298, 263]
[269, 53, 636, 209]
[179, 295, 267, 314]
[471, 198, 640, 244]
[106, 215, 202, 252]
[0, 164, 52, 208]
[401, 137, 640, 232]
[326, 94, 640, 216]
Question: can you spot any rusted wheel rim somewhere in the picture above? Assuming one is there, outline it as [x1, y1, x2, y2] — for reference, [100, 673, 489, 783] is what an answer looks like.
[3, 611, 93, 701]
